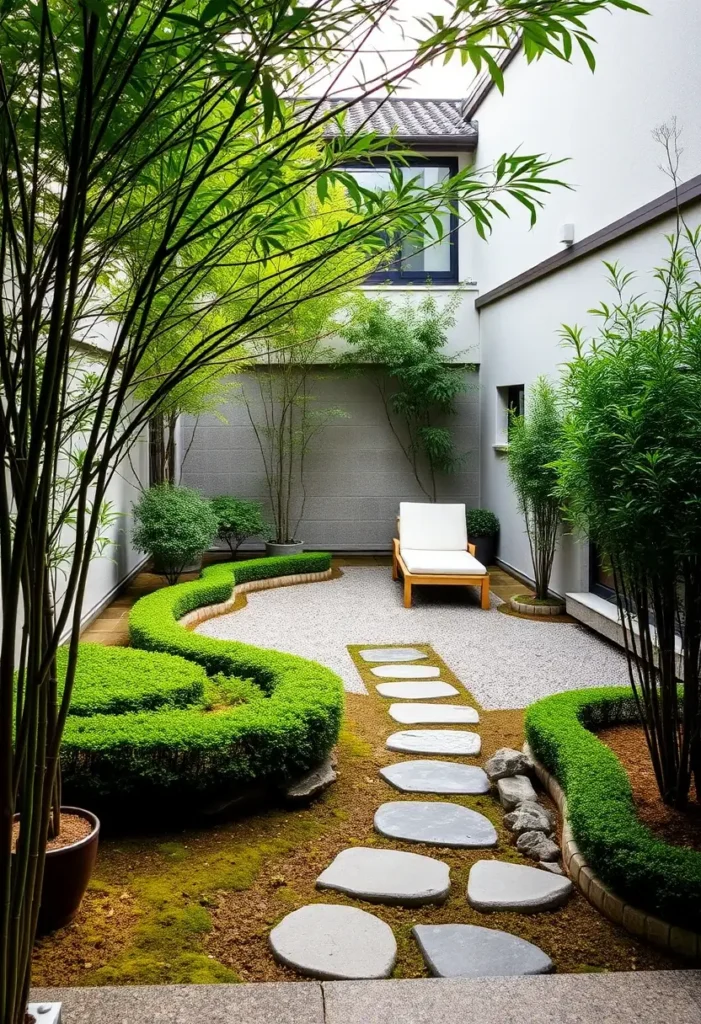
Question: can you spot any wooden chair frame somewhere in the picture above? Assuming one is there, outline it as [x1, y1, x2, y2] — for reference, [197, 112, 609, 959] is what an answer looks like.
[392, 537, 491, 610]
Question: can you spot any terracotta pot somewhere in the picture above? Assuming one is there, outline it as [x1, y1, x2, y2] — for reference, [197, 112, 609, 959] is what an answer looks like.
[37, 806, 100, 933]
[265, 541, 304, 557]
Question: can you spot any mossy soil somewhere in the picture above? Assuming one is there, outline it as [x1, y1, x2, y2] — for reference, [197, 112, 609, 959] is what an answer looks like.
[32, 642, 686, 986]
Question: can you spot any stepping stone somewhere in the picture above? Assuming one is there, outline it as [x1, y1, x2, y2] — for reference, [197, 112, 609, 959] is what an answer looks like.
[484, 747, 534, 782]
[497, 774, 537, 810]
[316, 847, 450, 906]
[386, 730, 481, 756]
[269, 904, 396, 980]
[375, 801, 497, 848]
[376, 682, 459, 700]
[380, 761, 490, 795]
[467, 860, 573, 913]
[359, 648, 427, 663]
[412, 923, 554, 978]
[388, 703, 479, 725]
[371, 664, 440, 679]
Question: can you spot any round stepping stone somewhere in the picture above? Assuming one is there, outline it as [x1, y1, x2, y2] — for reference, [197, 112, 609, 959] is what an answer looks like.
[412, 923, 553, 978]
[371, 664, 440, 679]
[375, 801, 497, 848]
[269, 904, 397, 979]
[376, 682, 459, 700]
[316, 847, 450, 906]
[386, 730, 481, 756]
[388, 703, 479, 725]
[380, 760, 490, 795]
[467, 860, 573, 913]
[359, 648, 427, 663]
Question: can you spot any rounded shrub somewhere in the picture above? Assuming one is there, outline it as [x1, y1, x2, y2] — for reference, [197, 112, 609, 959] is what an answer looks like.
[210, 497, 271, 555]
[466, 508, 500, 537]
[132, 485, 219, 584]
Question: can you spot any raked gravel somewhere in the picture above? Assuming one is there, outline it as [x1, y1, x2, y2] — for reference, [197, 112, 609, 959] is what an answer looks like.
[195, 565, 630, 708]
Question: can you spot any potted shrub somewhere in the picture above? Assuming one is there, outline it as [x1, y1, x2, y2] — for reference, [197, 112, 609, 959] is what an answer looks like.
[132, 485, 219, 584]
[210, 497, 271, 556]
[466, 508, 500, 567]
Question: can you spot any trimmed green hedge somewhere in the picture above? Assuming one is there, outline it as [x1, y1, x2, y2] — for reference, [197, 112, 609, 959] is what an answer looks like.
[61, 553, 343, 808]
[525, 687, 701, 930]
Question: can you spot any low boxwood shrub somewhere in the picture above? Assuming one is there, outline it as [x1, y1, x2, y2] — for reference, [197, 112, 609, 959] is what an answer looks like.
[132, 485, 219, 584]
[525, 687, 701, 930]
[466, 508, 500, 537]
[61, 553, 343, 809]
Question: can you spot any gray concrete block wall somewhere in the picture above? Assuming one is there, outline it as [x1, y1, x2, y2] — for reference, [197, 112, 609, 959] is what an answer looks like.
[181, 370, 480, 551]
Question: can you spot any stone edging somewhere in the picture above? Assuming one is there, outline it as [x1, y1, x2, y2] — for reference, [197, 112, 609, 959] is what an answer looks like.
[523, 742, 701, 961]
[179, 569, 333, 628]
[510, 597, 565, 617]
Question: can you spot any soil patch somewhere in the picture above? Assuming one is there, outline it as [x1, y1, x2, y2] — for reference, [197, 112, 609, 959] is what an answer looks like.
[598, 724, 701, 852]
[13, 812, 92, 853]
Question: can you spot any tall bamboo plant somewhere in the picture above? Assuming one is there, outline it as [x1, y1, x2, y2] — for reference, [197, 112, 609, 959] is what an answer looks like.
[0, 0, 643, 1017]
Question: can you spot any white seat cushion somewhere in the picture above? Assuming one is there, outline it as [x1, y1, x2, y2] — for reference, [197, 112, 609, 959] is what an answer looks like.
[401, 548, 487, 576]
[399, 502, 467, 551]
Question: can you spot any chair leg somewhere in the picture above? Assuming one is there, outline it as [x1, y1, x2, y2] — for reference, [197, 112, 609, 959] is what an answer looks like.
[403, 578, 412, 608]
[392, 551, 398, 582]
[480, 576, 491, 610]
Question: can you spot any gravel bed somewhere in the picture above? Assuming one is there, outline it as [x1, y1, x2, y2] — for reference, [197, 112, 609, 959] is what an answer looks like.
[196, 566, 631, 709]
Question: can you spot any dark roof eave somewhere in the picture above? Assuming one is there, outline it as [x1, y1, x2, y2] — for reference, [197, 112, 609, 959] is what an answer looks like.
[323, 133, 478, 152]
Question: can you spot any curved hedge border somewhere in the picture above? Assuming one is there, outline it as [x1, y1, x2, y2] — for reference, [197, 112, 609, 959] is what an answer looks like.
[525, 687, 701, 932]
[62, 553, 344, 806]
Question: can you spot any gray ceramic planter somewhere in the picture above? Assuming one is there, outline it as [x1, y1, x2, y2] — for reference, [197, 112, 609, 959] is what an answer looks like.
[265, 541, 304, 557]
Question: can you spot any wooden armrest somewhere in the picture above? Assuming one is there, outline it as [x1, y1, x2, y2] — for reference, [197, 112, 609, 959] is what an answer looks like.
[468, 542, 476, 556]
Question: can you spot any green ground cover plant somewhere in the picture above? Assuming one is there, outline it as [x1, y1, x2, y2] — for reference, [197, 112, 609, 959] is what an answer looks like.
[525, 687, 701, 930]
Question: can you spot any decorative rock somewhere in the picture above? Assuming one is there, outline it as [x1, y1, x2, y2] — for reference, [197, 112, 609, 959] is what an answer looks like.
[375, 801, 498, 848]
[386, 730, 481, 756]
[467, 860, 573, 913]
[380, 760, 490, 795]
[503, 801, 554, 836]
[412, 923, 554, 978]
[484, 748, 534, 782]
[316, 847, 450, 906]
[388, 703, 479, 725]
[539, 860, 565, 875]
[269, 904, 397, 979]
[371, 664, 440, 679]
[376, 682, 459, 700]
[497, 774, 538, 811]
[359, 648, 427, 663]
[516, 830, 561, 862]
[284, 756, 337, 803]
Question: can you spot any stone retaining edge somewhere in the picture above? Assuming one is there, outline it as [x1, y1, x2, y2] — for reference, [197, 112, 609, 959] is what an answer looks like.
[523, 742, 701, 962]
[179, 569, 334, 628]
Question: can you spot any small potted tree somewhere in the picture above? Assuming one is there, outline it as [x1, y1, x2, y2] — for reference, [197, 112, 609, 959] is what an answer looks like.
[507, 377, 565, 615]
[466, 508, 500, 567]
[132, 485, 219, 584]
[210, 497, 271, 557]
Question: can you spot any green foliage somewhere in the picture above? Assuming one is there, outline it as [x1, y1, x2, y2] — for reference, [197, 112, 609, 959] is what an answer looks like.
[508, 378, 564, 599]
[210, 497, 271, 555]
[132, 486, 219, 584]
[466, 508, 500, 537]
[61, 554, 343, 809]
[340, 293, 470, 500]
[525, 687, 701, 930]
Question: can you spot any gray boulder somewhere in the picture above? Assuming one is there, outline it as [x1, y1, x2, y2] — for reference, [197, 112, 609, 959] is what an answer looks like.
[284, 756, 337, 803]
[504, 801, 554, 836]
[484, 748, 534, 782]
[538, 860, 565, 875]
[516, 830, 561, 862]
[497, 774, 537, 810]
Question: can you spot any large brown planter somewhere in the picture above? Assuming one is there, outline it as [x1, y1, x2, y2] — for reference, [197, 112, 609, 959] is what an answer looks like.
[37, 806, 100, 933]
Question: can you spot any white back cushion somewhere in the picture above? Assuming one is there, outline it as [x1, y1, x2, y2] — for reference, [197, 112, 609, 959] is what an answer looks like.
[399, 502, 467, 551]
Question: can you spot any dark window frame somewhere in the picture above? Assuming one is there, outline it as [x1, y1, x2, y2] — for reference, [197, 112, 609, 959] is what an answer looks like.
[340, 156, 460, 285]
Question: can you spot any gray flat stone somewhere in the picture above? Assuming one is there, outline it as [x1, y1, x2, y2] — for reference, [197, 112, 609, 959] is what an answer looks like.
[538, 860, 565, 875]
[516, 831, 560, 862]
[316, 847, 450, 906]
[503, 802, 554, 836]
[375, 802, 498, 848]
[412, 924, 554, 978]
[269, 904, 396, 980]
[359, 648, 428, 663]
[386, 730, 481, 756]
[467, 860, 572, 913]
[285, 756, 337, 803]
[388, 703, 479, 725]
[376, 681, 459, 699]
[497, 775, 538, 810]
[371, 664, 440, 679]
[484, 748, 534, 782]
[380, 760, 490, 795]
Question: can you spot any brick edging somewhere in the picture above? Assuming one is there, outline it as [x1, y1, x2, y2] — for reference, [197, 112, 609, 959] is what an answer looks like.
[523, 743, 701, 961]
[178, 569, 334, 628]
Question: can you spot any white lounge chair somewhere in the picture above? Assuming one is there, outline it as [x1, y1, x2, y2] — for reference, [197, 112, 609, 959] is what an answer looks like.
[392, 502, 491, 610]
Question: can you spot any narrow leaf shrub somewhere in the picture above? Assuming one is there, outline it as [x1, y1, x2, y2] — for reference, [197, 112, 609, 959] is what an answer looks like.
[525, 688, 701, 930]
[132, 485, 219, 584]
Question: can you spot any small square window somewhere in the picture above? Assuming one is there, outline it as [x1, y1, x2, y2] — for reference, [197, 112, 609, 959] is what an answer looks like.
[496, 384, 524, 446]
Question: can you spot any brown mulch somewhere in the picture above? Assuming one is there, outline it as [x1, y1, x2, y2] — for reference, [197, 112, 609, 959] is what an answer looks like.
[598, 724, 701, 852]
[13, 812, 92, 853]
